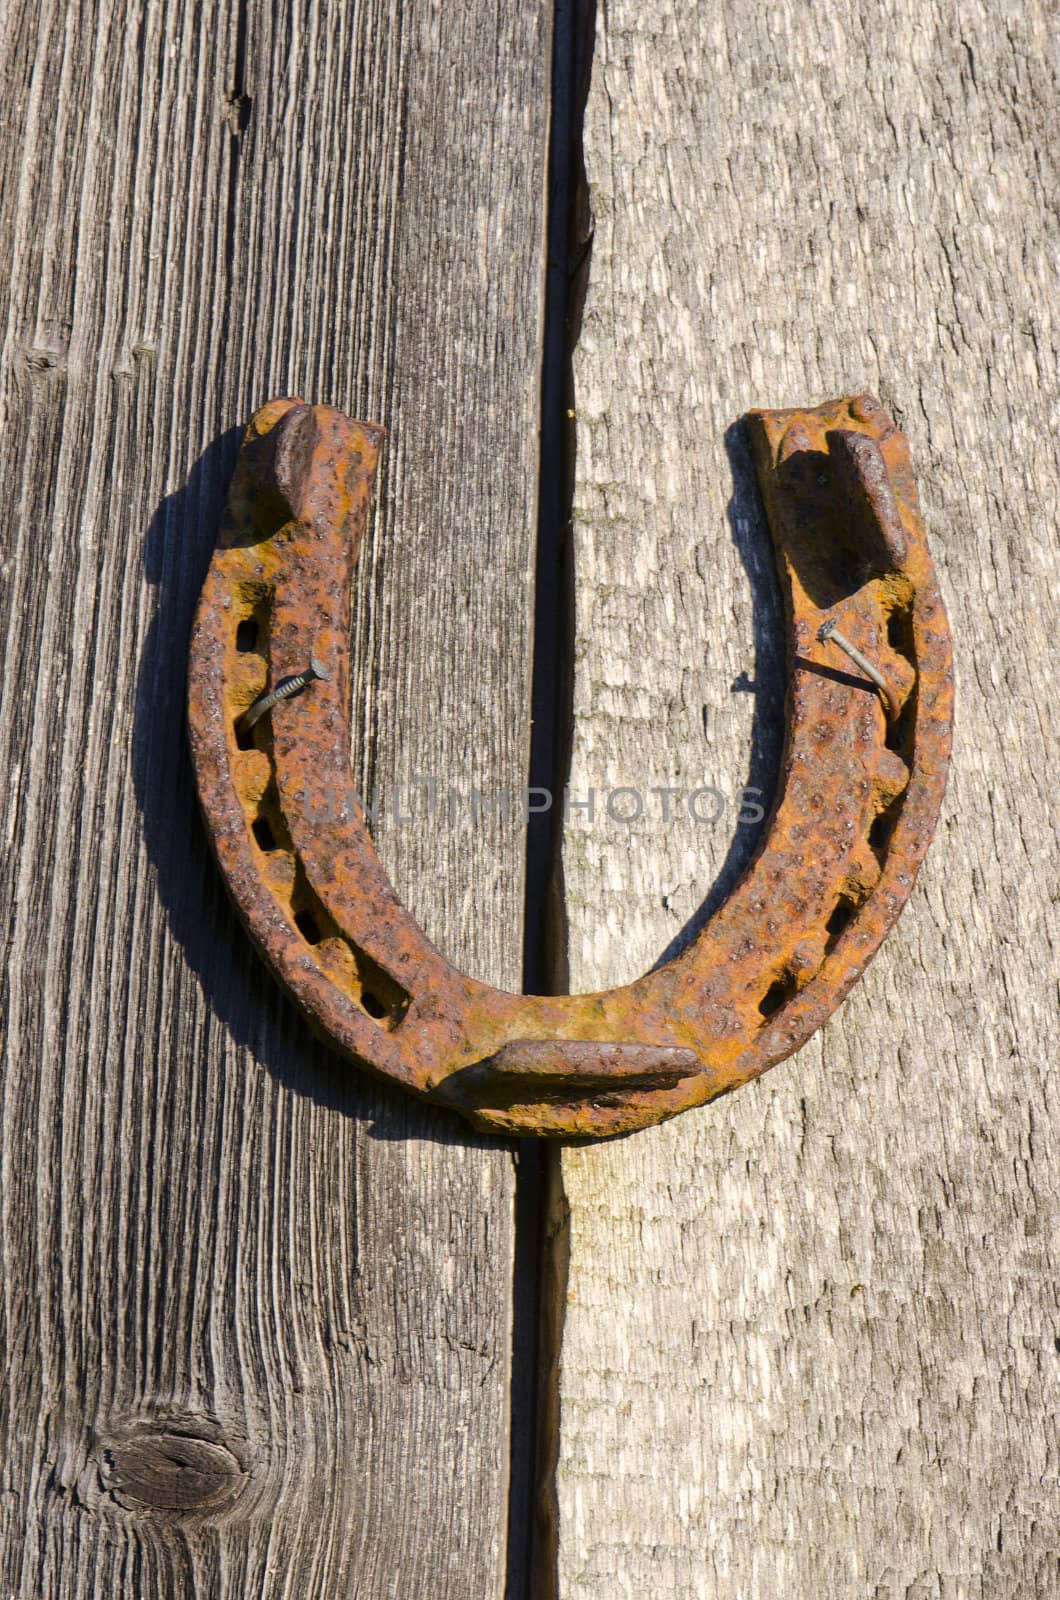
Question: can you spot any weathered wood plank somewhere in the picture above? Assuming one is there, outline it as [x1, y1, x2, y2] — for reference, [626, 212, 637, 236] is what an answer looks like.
[0, 1, 549, 1594]
[556, 1, 1059, 1595]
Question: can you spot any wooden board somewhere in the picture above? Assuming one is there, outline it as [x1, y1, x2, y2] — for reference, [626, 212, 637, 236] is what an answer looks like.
[0, 1, 549, 1594]
[555, 0, 1059, 1595]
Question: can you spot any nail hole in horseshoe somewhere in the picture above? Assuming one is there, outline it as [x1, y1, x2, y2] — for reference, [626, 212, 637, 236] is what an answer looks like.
[351, 947, 410, 1029]
[886, 605, 915, 662]
[759, 970, 799, 1019]
[868, 802, 901, 863]
[294, 908, 322, 945]
[234, 716, 257, 752]
[252, 815, 277, 852]
[883, 710, 910, 756]
[868, 814, 891, 854]
[824, 893, 859, 953]
[883, 606, 917, 762]
[236, 617, 259, 652]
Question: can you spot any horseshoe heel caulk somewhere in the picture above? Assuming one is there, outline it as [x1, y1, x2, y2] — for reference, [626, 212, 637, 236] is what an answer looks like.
[187, 394, 953, 1138]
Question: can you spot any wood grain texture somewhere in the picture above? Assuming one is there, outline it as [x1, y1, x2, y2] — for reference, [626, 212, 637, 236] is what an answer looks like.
[0, 1, 549, 1595]
[556, 1, 1059, 1595]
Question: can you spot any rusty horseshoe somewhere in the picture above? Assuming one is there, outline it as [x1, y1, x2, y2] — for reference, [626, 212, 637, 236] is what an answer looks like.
[187, 394, 953, 1138]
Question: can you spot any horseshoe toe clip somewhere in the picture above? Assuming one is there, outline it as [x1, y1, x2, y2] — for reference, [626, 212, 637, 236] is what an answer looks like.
[187, 395, 953, 1138]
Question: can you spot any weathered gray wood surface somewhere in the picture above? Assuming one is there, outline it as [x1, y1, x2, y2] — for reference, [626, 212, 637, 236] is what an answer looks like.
[0, 1, 549, 1594]
[556, 1, 1059, 1596]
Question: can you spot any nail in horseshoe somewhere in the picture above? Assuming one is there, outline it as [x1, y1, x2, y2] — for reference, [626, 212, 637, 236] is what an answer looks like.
[187, 394, 953, 1138]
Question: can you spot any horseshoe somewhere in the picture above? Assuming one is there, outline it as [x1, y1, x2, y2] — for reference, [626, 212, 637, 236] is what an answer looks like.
[187, 394, 953, 1138]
